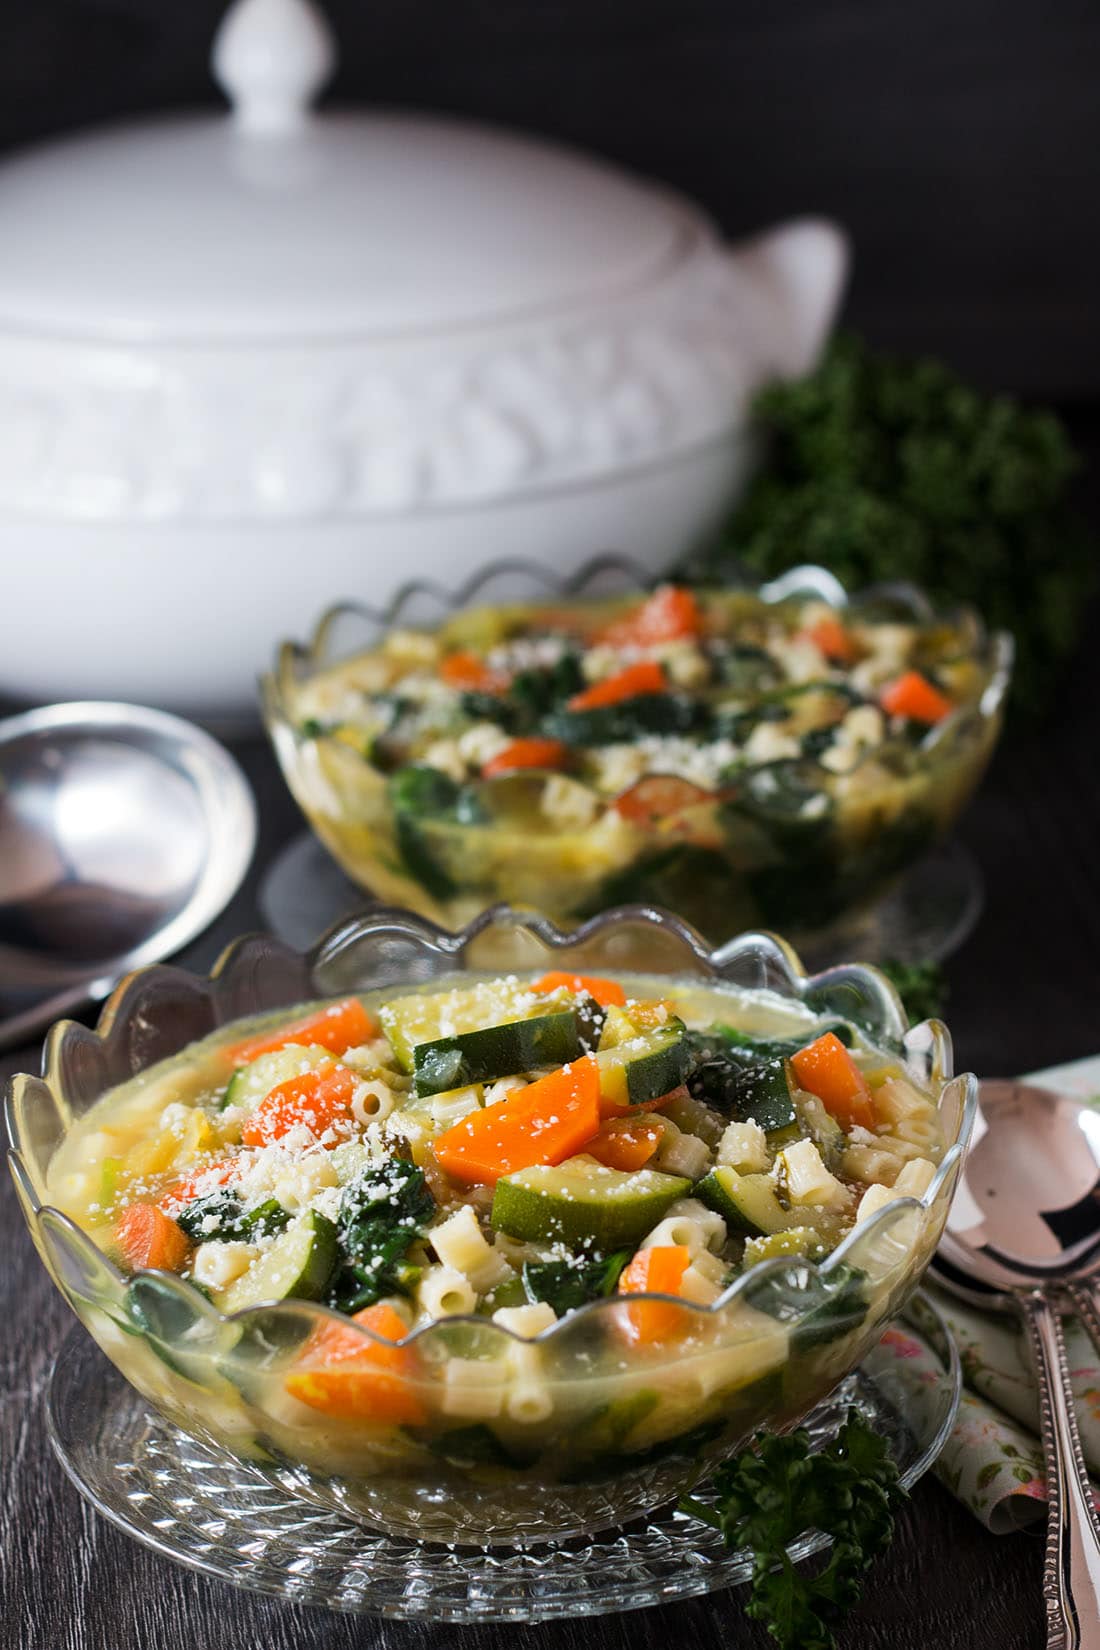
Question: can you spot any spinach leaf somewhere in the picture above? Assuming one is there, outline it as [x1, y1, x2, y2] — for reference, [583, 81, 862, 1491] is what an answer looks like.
[175, 1191, 290, 1244]
[522, 1250, 631, 1315]
[743, 1262, 868, 1350]
[388, 764, 487, 900]
[326, 1159, 435, 1314]
[510, 653, 585, 720]
[543, 692, 707, 747]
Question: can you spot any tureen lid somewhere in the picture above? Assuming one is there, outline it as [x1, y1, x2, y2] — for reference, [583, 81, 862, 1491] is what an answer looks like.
[0, 0, 704, 344]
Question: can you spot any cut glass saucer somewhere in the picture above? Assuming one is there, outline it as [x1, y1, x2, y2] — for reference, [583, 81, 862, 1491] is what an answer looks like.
[45, 1295, 959, 1624]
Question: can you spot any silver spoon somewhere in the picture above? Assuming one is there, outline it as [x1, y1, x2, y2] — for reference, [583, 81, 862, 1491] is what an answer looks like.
[0, 702, 256, 1050]
[942, 1079, 1100, 1650]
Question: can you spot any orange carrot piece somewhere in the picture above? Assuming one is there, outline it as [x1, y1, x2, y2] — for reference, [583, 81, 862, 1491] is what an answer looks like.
[160, 1160, 238, 1215]
[226, 998, 376, 1067]
[440, 650, 510, 694]
[286, 1303, 424, 1425]
[240, 1064, 358, 1149]
[790, 1032, 876, 1130]
[879, 670, 953, 725]
[433, 1056, 601, 1185]
[481, 737, 570, 777]
[116, 1203, 191, 1273]
[586, 1118, 663, 1172]
[798, 615, 858, 665]
[613, 775, 714, 823]
[617, 1245, 693, 1343]
[597, 585, 702, 647]
[531, 971, 627, 1008]
[567, 660, 669, 711]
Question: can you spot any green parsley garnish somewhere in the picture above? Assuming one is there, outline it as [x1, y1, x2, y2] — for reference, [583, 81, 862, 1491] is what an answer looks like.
[879, 958, 948, 1024]
[680, 1410, 906, 1650]
[698, 333, 1096, 720]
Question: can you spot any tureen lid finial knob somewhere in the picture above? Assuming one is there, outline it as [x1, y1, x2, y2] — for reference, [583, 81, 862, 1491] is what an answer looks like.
[213, 0, 337, 134]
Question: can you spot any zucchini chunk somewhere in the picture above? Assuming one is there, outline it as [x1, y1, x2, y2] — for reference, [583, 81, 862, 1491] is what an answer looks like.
[596, 1014, 690, 1109]
[412, 1010, 583, 1097]
[696, 1166, 791, 1236]
[491, 1163, 690, 1249]
[213, 1211, 338, 1314]
[222, 1043, 334, 1111]
[382, 980, 557, 1071]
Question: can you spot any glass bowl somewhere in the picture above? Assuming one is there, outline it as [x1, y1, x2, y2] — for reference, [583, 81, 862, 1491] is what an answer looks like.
[7, 906, 976, 1546]
[261, 559, 1012, 945]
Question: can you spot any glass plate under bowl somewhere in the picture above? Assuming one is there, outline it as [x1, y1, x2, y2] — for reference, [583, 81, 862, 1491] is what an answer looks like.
[45, 1293, 959, 1623]
[258, 830, 985, 968]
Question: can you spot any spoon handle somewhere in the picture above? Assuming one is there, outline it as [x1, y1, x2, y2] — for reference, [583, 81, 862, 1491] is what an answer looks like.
[1065, 1282, 1100, 1360]
[1018, 1288, 1100, 1650]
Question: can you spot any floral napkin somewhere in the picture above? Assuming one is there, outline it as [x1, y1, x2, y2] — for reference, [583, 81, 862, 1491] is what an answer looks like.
[906, 1054, 1100, 1532]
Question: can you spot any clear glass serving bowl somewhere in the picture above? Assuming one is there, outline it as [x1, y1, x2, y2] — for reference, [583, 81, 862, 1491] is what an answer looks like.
[262, 558, 1013, 945]
[7, 906, 976, 1546]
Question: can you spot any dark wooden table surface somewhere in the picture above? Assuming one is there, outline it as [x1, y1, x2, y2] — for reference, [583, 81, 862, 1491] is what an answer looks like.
[8, 718, 1100, 1650]
[5, 584, 1100, 1650]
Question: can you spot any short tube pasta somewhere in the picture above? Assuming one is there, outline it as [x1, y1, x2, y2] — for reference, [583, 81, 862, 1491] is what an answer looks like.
[350, 1078, 396, 1126]
[653, 1121, 711, 1181]
[441, 1357, 507, 1420]
[665, 1197, 727, 1251]
[641, 1214, 709, 1256]
[430, 1204, 512, 1291]
[416, 1264, 477, 1319]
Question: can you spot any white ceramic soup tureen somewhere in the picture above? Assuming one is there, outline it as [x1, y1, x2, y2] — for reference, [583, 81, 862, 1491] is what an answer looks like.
[0, 0, 848, 718]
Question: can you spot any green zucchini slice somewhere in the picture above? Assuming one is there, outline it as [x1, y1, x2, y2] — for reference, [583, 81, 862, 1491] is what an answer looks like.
[596, 1018, 690, 1109]
[222, 1044, 334, 1111]
[696, 1166, 791, 1236]
[212, 1211, 338, 1314]
[491, 1163, 690, 1250]
[412, 1010, 582, 1097]
[382, 981, 556, 1072]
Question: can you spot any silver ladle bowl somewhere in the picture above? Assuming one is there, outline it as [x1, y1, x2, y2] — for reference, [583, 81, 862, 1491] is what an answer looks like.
[0, 702, 256, 1049]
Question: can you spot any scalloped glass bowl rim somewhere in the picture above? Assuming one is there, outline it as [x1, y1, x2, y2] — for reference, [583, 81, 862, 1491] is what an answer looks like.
[7, 904, 976, 1372]
[262, 556, 1014, 799]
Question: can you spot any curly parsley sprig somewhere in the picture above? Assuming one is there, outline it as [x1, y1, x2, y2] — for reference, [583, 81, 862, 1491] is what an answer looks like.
[879, 958, 948, 1024]
[680, 1410, 906, 1650]
[697, 333, 1096, 721]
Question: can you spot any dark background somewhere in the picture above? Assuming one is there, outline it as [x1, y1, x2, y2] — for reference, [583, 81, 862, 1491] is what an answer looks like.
[2, 6, 1100, 1649]
[1, 0, 1099, 396]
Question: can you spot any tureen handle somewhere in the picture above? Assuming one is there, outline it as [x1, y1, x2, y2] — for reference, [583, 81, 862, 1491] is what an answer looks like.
[724, 218, 850, 380]
[213, 0, 337, 135]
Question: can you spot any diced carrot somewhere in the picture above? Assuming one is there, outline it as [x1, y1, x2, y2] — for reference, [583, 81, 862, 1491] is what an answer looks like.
[116, 1202, 191, 1273]
[226, 998, 377, 1067]
[790, 1032, 876, 1130]
[586, 1118, 663, 1172]
[531, 971, 627, 1008]
[159, 1160, 238, 1215]
[440, 650, 510, 694]
[433, 1056, 601, 1185]
[617, 1245, 693, 1344]
[613, 775, 715, 823]
[285, 1303, 424, 1425]
[481, 737, 570, 777]
[879, 670, 953, 725]
[566, 661, 669, 711]
[798, 615, 857, 665]
[597, 586, 702, 647]
[240, 1064, 358, 1149]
